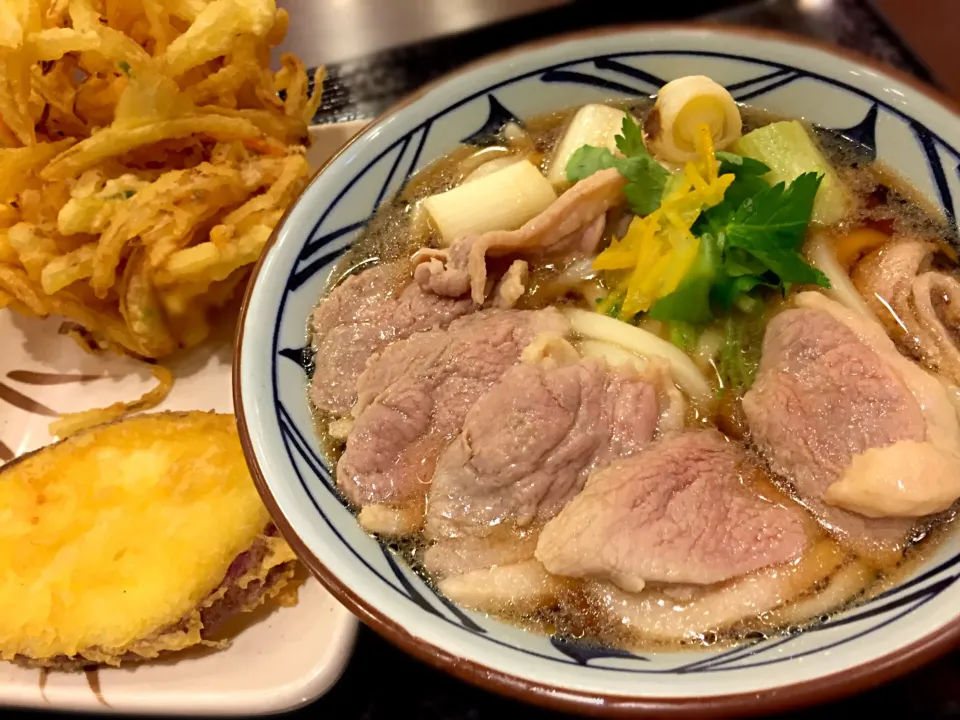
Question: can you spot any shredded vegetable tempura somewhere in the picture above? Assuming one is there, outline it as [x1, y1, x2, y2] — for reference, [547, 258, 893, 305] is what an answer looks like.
[0, 0, 324, 431]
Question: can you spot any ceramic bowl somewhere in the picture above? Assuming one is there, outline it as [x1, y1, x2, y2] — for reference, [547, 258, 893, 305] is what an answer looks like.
[234, 25, 960, 717]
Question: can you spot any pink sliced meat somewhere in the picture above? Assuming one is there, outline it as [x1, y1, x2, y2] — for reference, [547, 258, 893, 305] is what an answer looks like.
[413, 167, 625, 304]
[309, 262, 474, 416]
[425, 357, 663, 540]
[535, 430, 809, 588]
[742, 306, 923, 555]
[336, 307, 570, 508]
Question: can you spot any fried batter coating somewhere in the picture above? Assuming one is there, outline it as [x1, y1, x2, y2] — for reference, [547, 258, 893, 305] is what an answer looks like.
[0, 411, 299, 667]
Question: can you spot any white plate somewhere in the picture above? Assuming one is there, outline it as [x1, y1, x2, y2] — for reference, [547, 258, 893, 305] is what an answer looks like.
[0, 121, 368, 716]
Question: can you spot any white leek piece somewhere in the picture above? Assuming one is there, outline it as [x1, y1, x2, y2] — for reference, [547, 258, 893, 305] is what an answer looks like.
[463, 155, 522, 184]
[645, 75, 742, 164]
[422, 159, 557, 246]
[562, 307, 711, 403]
[546, 104, 630, 188]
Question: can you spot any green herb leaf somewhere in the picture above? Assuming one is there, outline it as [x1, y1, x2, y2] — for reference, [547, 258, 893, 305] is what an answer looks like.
[566, 145, 617, 183]
[649, 233, 722, 325]
[118, 60, 133, 76]
[654, 170, 827, 326]
[711, 274, 777, 311]
[565, 115, 670, 216]
[692, 201, 733, 240]
[716, 151, 770, 176]
[667, 320, 700, 352]
[718, 311, 766, 393]
[620, 156, 669, 215]
[615, 114, 646, 157]
[565, 146, 668, 216]
[729, 173, 820, 250]
[718, 174, 771, 218]
[723, 172, 829, 287]
[694, 157, 771, 238]
[722, 248, 767, 277]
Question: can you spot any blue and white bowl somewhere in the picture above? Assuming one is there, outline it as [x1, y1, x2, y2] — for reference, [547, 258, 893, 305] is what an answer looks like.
[234, 25, 960, 716]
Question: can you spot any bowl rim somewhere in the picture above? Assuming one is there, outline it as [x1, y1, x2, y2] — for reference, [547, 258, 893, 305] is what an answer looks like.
[234, 21, 960, 718]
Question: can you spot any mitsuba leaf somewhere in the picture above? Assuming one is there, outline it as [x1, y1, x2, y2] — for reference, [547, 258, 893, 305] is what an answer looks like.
[711, 274, 778, 311]
[615, 114, 647, 157]
[621, 160, 669, 215]
[649, 233, 722, 325]
[722, 248, 767, 277]
[693, 156, 771, 239]
[660, 169, 828, 326]
[566, 145, 616, 183]
[723, 172, 829, 286]
[718, 311, 766, 392]
[667, 320, 700, 352]
[565, 115, 670, 216]
[715, 151, 770, 176]
[727, 172, 821, 251]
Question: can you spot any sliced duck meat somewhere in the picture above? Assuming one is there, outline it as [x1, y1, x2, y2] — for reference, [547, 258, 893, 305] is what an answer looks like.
[422, 528, 540, 578]
[336, 307, 571, 528]
[425, 355, 676, 541]
[535, 430, 808, 592]
[435, 560, 570, 615]
[412, 246, 471, 299]
[583, 538, 846, 643]
[853, 237, 960, 385]
[742, 291, 960, 557]
[412, 167, 625, 305]
[309, 262, 475, 417]
[578, 213, 607, 255]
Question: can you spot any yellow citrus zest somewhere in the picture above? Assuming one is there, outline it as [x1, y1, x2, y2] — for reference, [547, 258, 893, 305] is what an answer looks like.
[594, 122, 734, 321]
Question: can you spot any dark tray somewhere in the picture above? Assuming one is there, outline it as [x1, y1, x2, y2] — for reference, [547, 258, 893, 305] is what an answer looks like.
[310, 0, 938, 125]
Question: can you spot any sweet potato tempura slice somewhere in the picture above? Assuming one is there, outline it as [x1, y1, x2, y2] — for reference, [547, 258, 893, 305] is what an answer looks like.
[0, 411, 299, 667]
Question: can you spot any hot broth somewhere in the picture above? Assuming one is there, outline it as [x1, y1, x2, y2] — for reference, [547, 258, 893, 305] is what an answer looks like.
[307, 79, 960, 651]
